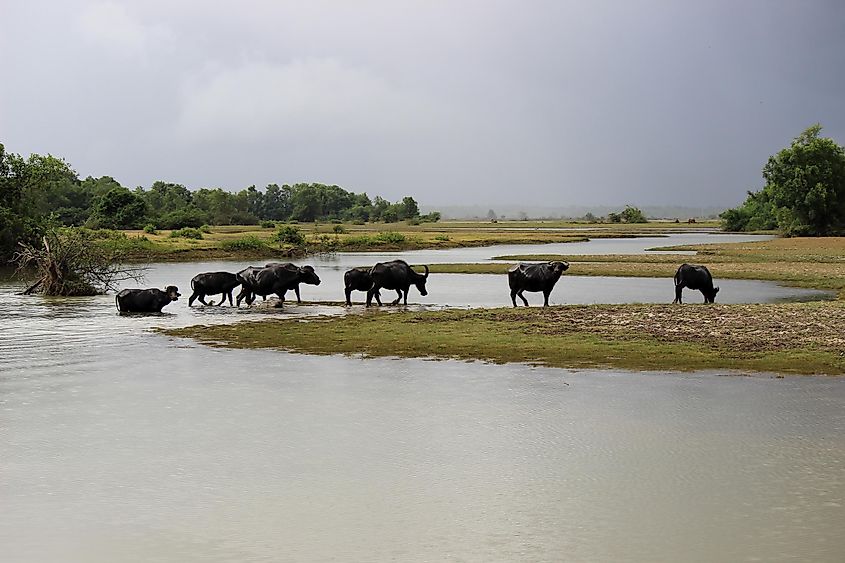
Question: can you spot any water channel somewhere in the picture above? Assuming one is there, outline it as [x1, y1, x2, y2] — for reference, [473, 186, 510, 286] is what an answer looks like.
[2, 232, 843, 561]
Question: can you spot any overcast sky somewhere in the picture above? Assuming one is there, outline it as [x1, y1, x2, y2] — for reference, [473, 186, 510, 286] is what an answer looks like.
[1, 1, 843, 207]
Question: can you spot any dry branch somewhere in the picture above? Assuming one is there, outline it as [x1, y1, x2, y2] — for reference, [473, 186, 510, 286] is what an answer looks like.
[14, 228, 146, 296]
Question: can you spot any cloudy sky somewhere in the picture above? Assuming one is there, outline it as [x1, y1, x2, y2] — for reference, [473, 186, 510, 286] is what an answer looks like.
[1, 1, 843, 207]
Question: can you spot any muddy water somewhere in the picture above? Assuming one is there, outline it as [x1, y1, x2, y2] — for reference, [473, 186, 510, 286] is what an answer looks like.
[2, 232, 844, 561]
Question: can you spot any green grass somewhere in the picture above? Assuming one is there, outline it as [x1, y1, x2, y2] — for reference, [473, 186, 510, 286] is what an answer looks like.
[161, 303, 845, 375]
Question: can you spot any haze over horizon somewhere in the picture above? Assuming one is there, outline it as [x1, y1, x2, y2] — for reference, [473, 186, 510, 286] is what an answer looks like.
[2, 1, 843, 208]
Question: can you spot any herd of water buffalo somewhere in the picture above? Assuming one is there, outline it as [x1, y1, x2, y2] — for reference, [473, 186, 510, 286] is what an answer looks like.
[114, 260, 719, 313]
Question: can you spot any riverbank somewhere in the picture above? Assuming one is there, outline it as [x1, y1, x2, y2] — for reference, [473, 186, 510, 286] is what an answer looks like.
[162, 302, 845, 375]
[105, 220, 721, 261]
[430, 236, 845, 299]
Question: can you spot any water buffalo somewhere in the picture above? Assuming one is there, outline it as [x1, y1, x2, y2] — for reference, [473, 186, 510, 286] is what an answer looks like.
[236, 263, 321, 307]
[673, 263, 719, 304]
[366, 260, 429, 306]
[343, 267, 393, 306]
[116, 286, 180, 313]
[188, 271, 242, 306]
[508, 261, 569, 307]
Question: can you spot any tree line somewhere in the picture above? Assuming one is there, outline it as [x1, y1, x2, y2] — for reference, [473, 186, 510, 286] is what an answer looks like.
[721, 125, 845, 236]
[0, 143, 439, 259]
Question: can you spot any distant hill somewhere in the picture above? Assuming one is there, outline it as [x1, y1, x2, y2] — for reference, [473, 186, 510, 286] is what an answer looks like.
[421, 204, 725, 221]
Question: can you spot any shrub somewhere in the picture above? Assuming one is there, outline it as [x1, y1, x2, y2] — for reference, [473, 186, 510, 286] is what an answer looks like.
[434, 234, 451, 242]
[406, 218, 421, 226]
[374, 232, 406, 244]
[220, 236, 268, 251]
[420, 212, 441, 223]
[273, 225, 306, 246]
[157, 207, 209, 229]
[332, 224, 347, 234]
[259, 220, 276, 228]
[143, 224, 158, 234]
[199, 224, 212, 233]
[312, 233, 338, 249]
[170, 227, 204, 239]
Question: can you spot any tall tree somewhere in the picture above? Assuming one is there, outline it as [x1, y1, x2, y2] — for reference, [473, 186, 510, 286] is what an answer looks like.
[89, 187, 148, 229]
[722, 125, 845, 235]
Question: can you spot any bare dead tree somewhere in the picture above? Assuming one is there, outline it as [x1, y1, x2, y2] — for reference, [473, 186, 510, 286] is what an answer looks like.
[14, 227, 147, 296]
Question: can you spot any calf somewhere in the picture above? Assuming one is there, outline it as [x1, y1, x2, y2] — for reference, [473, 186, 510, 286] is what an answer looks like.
[344, 267, 391, 306]
[188, 271, 242, 306]
[673, 264, 719, 304]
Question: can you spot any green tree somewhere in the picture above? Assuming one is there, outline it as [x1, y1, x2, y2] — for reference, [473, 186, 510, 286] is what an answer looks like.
[263, 183, 292, 220]
[722, 125, 845, 235]
[620, 205, 648, 223]
[397, 196, 420, 220]
[0, 145, 80, 257]
[89, 187, 148, 229]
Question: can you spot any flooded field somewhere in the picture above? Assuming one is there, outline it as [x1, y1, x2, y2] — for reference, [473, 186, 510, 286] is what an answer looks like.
[2, 232, 844, 561]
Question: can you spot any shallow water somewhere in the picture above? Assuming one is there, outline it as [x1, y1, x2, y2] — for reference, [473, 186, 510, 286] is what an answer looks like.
[2, 343, 844, 562]
[2, 231, 844, 561]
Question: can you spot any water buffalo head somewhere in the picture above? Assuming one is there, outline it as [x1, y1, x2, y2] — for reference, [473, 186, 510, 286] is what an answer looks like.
[414, 264, 430, 296]
[704, 286, 719, 303]
[550, 261, 570, 275]
[299, 265, 321, 286]
[165, 285, 181, 301]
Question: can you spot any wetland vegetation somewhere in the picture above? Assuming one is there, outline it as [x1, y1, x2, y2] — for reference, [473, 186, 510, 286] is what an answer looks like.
[163, 301, 845, 375]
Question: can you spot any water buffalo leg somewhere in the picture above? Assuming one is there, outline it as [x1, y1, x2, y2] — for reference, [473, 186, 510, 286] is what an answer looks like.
[294, 286, 301, 304]
[517, 290, 529, 307]
[345, 287, 353, 306]
[366, 286, 379, 307]
[543, 289, 552, 307]
[188, 292, 199, 307]
[225, 290, 234, 306]
[402, 289, 408, 306]
[673, 284, 683, 304]
[511, 289, 518, 307]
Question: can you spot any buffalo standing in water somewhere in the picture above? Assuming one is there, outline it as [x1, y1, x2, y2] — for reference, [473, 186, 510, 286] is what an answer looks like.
[236, 263, 321, 307]
[343, 267, 384, 306]
[116, 286, 180, 313]
[673, 263, 719, 304]
[507, 261, 569, 307]
[188, 271, 242, 306]
[366, 260, 429, 306]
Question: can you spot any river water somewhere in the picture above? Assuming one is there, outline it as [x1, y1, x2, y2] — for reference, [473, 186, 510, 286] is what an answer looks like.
[2, 232, 844, 562]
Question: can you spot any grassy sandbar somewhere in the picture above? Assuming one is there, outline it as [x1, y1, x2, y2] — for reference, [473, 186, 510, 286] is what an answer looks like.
[162, 303, 845, 375]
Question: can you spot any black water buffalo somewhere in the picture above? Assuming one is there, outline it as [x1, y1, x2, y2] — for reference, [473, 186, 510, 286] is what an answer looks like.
[366, 260, 429, 306]
[188, 271, 242, 306]
[673, 263, 719, 304]
[236, 263, 321, 307]
[116, 286, 180, 313]
[508, 261, 569, 307]
[344, 267, 393, 306]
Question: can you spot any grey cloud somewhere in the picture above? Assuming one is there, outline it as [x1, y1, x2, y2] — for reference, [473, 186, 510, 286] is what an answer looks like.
[1, 0, 843, 207]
